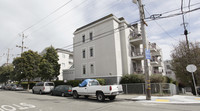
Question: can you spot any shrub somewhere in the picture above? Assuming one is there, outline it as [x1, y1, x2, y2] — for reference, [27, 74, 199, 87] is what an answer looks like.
[120, 74, 145, 84]
[53, 80, 67, 87]
[20, 82, 36, 89]
[66, 80, 81, 87]
[96, 78, 106, 85]
[150, 74, 164, 83]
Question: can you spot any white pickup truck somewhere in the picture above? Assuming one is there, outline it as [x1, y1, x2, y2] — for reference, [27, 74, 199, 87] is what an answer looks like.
[72, 79, 123, 102]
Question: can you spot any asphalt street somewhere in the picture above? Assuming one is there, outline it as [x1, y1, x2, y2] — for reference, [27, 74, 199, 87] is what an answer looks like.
[0, 89, 199, 111]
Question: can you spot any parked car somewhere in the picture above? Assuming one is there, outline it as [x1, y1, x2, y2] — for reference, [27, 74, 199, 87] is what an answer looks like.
[32, 82, 54, 94]
[51, 85, 72, 97]
[72, 79, 123, 102]
[11, 84, 24, 91]
[5, 84, 15, 90]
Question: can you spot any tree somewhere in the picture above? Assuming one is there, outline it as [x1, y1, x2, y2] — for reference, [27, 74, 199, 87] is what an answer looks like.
[171, 41, 200, 95]
[39, 59, 54, 81]
[12, 50, 41, 90]
[0, 64, 13, 83]
[43, 46, 60, 80]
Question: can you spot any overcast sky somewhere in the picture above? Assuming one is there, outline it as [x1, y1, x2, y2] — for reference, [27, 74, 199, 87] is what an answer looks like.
[0, 0, 200, 65]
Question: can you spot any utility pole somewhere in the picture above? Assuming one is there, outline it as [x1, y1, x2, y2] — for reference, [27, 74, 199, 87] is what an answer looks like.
[5, 48, 14, 66]
[133, 0, 151, 100]
[181, 0, 189, 49]
[16, 33, 28, 54]
[6, 48, 10, 65]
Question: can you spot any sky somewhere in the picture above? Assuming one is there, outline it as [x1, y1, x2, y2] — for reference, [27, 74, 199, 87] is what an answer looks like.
[0, 0, 200, 66]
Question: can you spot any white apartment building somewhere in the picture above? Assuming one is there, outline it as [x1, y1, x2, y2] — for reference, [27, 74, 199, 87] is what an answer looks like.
[164, 60, 176, 80]
[72, 14, 165, 84]
[56, 48, 73, 80]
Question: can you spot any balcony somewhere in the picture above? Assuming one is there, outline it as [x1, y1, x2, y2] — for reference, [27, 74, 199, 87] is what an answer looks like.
[150, 60, 159, 65]
[129, 33, 143, 45]
[131, 51, 144, 60]
[134, 68, 144, 74]
[152, 70, 162, 74]
[149, 43, 161, 52]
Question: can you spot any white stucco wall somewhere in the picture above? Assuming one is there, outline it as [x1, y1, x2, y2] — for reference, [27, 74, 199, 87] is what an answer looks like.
[74, 18, 120, 80]
[57, 51, 73, 80]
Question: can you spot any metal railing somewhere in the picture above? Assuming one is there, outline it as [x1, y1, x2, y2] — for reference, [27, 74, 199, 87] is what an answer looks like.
[122, 83, 177, 95]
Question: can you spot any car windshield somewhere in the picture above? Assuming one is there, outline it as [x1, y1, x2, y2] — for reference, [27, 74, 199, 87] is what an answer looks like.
[45, 83, 54, 86]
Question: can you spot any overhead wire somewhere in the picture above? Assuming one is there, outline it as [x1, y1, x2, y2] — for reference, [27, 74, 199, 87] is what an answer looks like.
[144, 7, 178, 41]
[29, 0, 88, 35]
[22, 0, 73, 33]
[61, 4, 200, 50]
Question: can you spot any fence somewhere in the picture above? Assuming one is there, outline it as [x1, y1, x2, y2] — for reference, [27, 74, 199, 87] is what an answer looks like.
[122, 83, 177, 95]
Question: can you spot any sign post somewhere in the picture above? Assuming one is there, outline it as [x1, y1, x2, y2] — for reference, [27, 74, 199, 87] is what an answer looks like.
[186, 64, 198, 96]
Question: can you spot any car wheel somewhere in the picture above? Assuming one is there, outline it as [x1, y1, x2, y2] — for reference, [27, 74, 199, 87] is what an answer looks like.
[61, 93, 65, 97]
[39, 90, 42, 95]
[108, 96, 116, 101]
[50, 91, 53, 96]
[73, 91, 79, 99]
[97, 92, 105, 102]
[32, 90, 35, 94]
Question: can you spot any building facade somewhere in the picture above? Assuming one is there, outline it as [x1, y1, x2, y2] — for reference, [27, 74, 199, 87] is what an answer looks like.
[56, 48, 73, 80]
[72, 14, 165, 84]
[164, 60, 176, 80]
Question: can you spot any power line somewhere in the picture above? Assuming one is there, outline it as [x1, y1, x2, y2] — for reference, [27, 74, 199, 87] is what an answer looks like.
[61, 6, 200, 50]
[144, 7, 178, 41]
[62, 25, 126, 50]
[145, 6, 200, 21]
[29, 0, 88, 35]
[22, 0, 73, 33]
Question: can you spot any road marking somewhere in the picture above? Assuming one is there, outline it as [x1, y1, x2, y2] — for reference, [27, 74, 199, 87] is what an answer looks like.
[156, 99, 170, 102]
[0, 103, 36, 111]
[195, 98, 200, 100]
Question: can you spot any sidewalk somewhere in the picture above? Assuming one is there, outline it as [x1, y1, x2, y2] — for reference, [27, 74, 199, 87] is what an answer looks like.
[117, 94, 200, 104]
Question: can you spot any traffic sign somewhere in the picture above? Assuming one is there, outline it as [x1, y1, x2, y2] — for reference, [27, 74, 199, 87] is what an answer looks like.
[145, 49, 151, 59]
[186, 64, 197, 73]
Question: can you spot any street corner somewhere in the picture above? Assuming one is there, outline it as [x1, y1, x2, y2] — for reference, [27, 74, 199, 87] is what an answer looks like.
[131, 95, 200, 104]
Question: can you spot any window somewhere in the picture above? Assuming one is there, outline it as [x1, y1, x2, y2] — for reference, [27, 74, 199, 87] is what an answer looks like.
[82, 35, 85, 43]
[82, 49, 86, 58]
[90, 47, 93, 57]
[90, 64, 94, 74]
[83, 65, 86, 75]
[166, 65, 171, 69]
[62, 63, 65, 67]
[89, 32, 93, 40]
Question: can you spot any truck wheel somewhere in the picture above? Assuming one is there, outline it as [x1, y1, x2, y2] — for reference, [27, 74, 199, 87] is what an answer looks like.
[108, 96, 116, 101]
[97, 92, 105, 102]
[73, 91, 79, 99]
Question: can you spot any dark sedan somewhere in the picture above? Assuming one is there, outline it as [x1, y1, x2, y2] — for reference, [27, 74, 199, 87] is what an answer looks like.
[50, 85, 72, 97]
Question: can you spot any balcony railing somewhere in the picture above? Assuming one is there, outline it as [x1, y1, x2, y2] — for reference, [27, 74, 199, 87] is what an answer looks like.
[149, 43, 161, 52]
[134, 68, 144, 74]
[152, 70, 162, 74]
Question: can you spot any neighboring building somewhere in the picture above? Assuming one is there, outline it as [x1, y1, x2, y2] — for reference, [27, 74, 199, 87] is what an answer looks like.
[149, 43, 165, 75]
[164, 60, 176, 80]
[56, 48, 73, 80]
[71, 14, 165, 84]
[40, 48, 73, 81]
